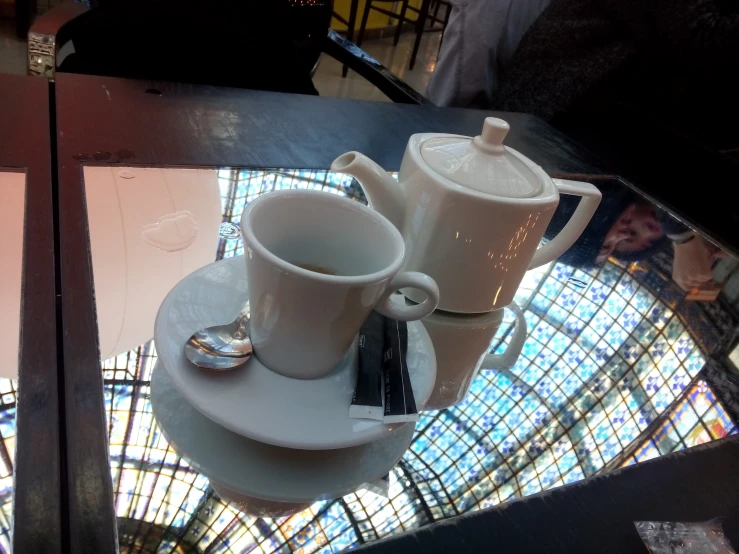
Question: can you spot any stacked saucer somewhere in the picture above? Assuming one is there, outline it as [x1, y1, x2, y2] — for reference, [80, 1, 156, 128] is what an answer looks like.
[151, 256, 437, 517]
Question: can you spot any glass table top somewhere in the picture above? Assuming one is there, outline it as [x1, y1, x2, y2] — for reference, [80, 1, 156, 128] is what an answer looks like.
[82, 166, 739, 553]
[0, 170, 26, 551]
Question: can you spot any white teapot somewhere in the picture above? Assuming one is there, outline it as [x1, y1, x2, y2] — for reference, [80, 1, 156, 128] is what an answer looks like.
[332, 117, 602, 313]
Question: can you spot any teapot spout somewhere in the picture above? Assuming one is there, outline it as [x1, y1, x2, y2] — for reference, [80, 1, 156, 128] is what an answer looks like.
[331, 152, 405, 231]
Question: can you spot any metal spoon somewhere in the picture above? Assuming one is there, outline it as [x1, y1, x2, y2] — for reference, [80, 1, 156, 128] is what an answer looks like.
[184, 304, 253, 371]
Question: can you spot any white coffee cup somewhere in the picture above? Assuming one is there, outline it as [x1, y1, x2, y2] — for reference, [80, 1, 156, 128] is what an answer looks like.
[421, 301, 527, 410]
[241, 189, 440, 379]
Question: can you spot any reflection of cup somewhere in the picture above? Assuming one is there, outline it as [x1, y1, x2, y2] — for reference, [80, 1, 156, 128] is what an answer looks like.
[240, 190, 440, 379]
[422, 302, 526, 411]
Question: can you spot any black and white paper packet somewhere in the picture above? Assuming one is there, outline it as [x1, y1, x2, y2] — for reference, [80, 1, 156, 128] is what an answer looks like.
[350, 311, 385, 420]
[383, 318, 418, 423]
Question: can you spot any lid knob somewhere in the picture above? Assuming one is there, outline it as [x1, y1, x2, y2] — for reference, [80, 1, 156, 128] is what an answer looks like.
[473, 117, 509, 155]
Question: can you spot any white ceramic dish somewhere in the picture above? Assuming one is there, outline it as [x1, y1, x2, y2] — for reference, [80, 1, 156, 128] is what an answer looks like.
[151, 365, 415, 506]
[332, 117, 602, 313]
[154, 256, 436, 450]
[240, 188, 439, 378]
[208, 480, 310, 518]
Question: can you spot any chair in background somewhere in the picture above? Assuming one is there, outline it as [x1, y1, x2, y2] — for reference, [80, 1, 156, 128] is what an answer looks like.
[332, 0, 359, 77]
[27, 0, 430, 105]
[356, 0, 451, 70]
[427, 0, 452, 51]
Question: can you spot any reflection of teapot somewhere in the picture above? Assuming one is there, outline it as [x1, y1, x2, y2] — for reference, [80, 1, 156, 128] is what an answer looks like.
[332, 118, 602, 313]
[422, 302, 527, 411]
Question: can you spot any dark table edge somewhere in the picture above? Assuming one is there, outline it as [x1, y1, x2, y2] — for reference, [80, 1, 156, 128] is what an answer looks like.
[53, 73, 739, 552]
[56, 162, 119, 551]
[0, 75, 63, 553]
[351, 433, 739, 554]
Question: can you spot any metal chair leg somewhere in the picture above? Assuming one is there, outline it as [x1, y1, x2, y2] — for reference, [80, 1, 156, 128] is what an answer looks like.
[409, 0, 431, 70]
[356, 0, 373, 48]
[439, 1, 451, 54]
[393, 0, 410, 46]
[431, 0, 441, 25]
[342, 0, 359, 77]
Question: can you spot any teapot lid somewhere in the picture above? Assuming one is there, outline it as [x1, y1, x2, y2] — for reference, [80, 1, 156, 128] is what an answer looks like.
[419, 117, 542, 198]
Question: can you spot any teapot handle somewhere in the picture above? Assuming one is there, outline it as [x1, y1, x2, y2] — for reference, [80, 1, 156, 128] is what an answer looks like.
[528, 179, 602, 270]
[481, 302, 526, 370]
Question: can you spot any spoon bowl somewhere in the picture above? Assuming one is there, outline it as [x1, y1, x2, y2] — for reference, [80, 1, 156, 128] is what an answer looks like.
[184, 305, 252, 370]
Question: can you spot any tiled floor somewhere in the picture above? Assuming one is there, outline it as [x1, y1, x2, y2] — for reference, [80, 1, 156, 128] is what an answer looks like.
[0, 20, 439, 100]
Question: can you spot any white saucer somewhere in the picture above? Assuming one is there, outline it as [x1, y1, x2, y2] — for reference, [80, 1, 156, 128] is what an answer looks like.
[151, 365, 414, 505]
[154, 256, 436, 450]
[208, 480, 310, 518]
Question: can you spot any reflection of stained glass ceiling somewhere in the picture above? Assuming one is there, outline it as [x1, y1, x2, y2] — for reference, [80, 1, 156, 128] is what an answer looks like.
[0, 171, 23, 554]
[98, 168, 737, 553]
[0, 381, 15, 553]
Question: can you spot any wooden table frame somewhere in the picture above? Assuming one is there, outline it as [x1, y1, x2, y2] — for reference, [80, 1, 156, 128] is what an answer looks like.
[5, 70, 739, 552]
[0, 75, 62, 554]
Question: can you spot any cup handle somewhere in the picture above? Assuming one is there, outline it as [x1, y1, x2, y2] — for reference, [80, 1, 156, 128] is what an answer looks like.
[528, 179, 602, 269]
[375, 272, 440, 321]
[481, 302, 527, 370]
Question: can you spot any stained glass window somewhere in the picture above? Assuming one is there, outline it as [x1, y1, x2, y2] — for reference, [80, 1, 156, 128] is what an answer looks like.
[621, 379, 737, 466]
[0, 379, 16, 552]
[91, 168, 737, 553]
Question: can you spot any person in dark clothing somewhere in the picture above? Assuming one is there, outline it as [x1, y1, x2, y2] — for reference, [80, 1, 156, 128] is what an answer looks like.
[426, 0, 550, 107]
[494, 0, 739, 153]
[494, 0, 738, 279]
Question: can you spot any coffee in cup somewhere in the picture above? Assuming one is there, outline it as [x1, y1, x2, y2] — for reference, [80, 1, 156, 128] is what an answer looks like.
[292, 263, 342, 276]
